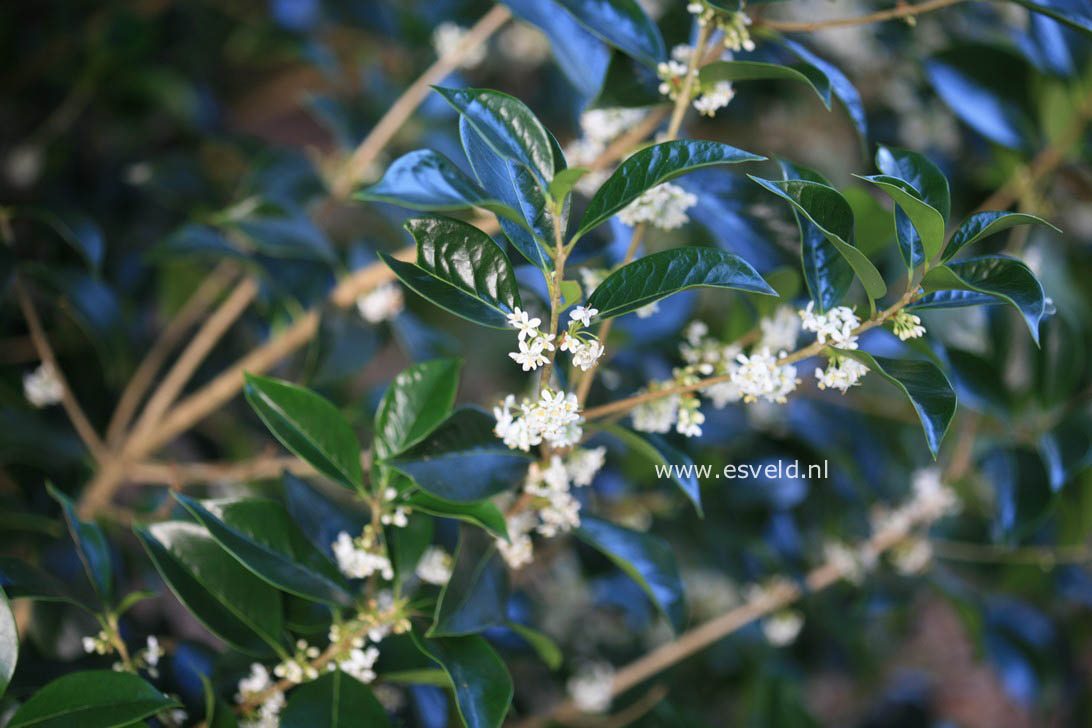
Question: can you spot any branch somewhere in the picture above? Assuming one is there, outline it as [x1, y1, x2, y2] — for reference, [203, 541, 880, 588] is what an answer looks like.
[329, 5, 512, 199]
[106, 261, 239, 446]
[14, 277, 106, 460]
[128, 455, 316, 486]
[757, 0, 968, 32]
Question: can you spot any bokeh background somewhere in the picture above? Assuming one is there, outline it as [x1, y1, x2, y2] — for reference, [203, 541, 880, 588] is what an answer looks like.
[2, 1, 1091, 726]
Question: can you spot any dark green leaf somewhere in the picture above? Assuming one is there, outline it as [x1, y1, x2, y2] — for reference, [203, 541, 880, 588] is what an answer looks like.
[577, 141, 764, 238]
[919, 255, 1047, 344]
[855, 174, 946, 262]
[19, 207, 104, 271]
[1010, 0, 1092, 35]
[552, 0, 665, 67]
[700, 61, 831, 108]
[407, 492, 509, 541]
[598, 423, 701, 516]
[382, 216, 523, 329]
[6, 670, 178, 728]
[749, 176, 887, 300]
[0, 558, 84, 608]
[429, 528, 509, 637]
[508, 622, 562, 670]
[46, 483, 112, 605]
[234, 215, 336, 262]
[0, 588, 16, 698]
[782, 39, 868, 143]
[374, 359, 461, 460]
[243, 373, 363, 492]
[389, 407, 532, 502]
[135, 522, 284, 654]
[280, 670, 391, 728]
[355, 149, 525, 228]
[875, 145, 951, 220]
[502, 0, 611, 98]
[836, 350, 957, 458]
[432, 87, 554, 183]
[174, 494, 352, 606]
[575, 516, 686, 631]
[460, 118, 553, 269]
[942, 211, 1060, 261]
[779, 160, 853, 312]
[587, 247, 774, 320]
[412, 633, 513, 728]
[201, 674, 239, 728]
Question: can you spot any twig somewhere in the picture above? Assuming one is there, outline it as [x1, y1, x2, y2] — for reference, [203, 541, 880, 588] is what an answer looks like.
[329, 5, 512, 199]
[931, 538, 1092, 566]
[14, 277, 106, 460]
[128, 456, 316, 486]
[106, 261, 239, 446]
[757, 0, 968, 32]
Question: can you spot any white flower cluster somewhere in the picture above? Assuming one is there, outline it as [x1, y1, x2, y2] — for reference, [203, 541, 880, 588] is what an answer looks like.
[507, 307, 555, 372]
[139, 635, 163, 678]
[378, 486, 410, 528]
[656, 56, 696, 102]
[892, 537, 933, 575]
[559, 306, 605, 372]
[815, 354, 869, 393]
[274, 639, 322, 684]
[567, 660, 615, 714]
[496, 447, 606, 569]
[431, 22, 486, 69]
[758, 306, 801, 353]
[236, 663, 284, 728]
[693, 81, 735, 117]
[891, 310, 927, 340]
[687, 2, 755, 50]
[616, 182, 697, 230]
[565, 108, 647, 195]
[799, 302, 870, 394]
[24, 362, 63, 408]
[332, 527, 393, 581]
[729, 348, 800, 404]
[415, 546, 453, 585]
[82, 629, 113, 655]
[356, 282, 403, 324]
[762, 609, 804, 646]
[631, 387, 680, 433]
[493, 388, 583, 451]
[823, 539, 876, 585]
[869, 468, 960, 554]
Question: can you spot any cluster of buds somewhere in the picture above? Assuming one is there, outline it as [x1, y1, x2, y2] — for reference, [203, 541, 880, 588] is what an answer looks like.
[559, 306, 605, 372]
[332, 525, 393, 581]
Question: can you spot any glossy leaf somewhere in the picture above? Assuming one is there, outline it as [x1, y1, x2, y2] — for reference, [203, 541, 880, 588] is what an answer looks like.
[856, 174, 946, 262]
[508, 622, 562, 670]
[356, 149, 524, 228]
[587, 247, 775, 320]
[174, 494, 352, 606]
[873, 145, 950, 267]
[919, 255, 1048, 343]
[429, 528, 509, 636]
[382, 216, 523, 329]
[575, 516, 686, 631]
[548, 167, 590, 203]
[280, 670, 391, 728]
[599, 423, 701, 516]
[433, 87, 554, 183]
[780, 160, 853, 312]
[553, 0, 665, 67]
[374, 359, 461, 460]
[283, 472, 367, 559]
[0, 588, 16, 698]
[749, 176, 887, 300]
[942, 211, 1060, 261]
[782, 39, 868, 142]
[0, 558, 83, 608]
[407, 492, 509, 541]
[502, 0, 611, 98]
[413, 634, 513, 728]
[1011, 0, 1092, 35]
[837, 350, 957, 458]
[460, 118, 553, 269]
[243, 373, 363, 492]
[577, 140, 765, 238]
[6, 670, 179, 728]
[136, 522, 284, 654]
[201, 674, 239, 728]
[700, 60, 831, 108]
[46, 484, 112, 604]
[389, 407, 532, 502]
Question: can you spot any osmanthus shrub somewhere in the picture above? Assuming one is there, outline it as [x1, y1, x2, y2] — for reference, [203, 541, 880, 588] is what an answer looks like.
[1, 0, 1091, 726]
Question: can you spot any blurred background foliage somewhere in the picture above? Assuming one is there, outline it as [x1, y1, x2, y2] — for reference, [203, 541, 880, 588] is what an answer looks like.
[1, 0, 1091, 726]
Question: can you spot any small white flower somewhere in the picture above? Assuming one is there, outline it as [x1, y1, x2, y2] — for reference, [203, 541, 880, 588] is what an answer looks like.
[567, 661, 615, 714]
[566, 447, 606, 487]
[506, 307, 542, 340]
[415, 546, 453, 585]
[380, 506, 410, 528]
[24, 362, 63, 408]
[799, 301, 861, 349]
[693, 81, 735, 117]
[337, 646, 380, 684]
[356, 282, 403, 323]
[824, 540, 867, 585]
[730, 348, 799, 404]
[509, 336, 550, 371]
[332, 531, 393, 581]
[758, 306, 801, 354]
[431, 22, 487, 69]
[497, 511, 537, 569]
[571, 338, 605, 372]
[632, 391, 680, 433]
[762, 610, 803, 646]
[569, 306, 598, 328]
[814, 354, 869, 393]
[892, 310, 926, 340]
